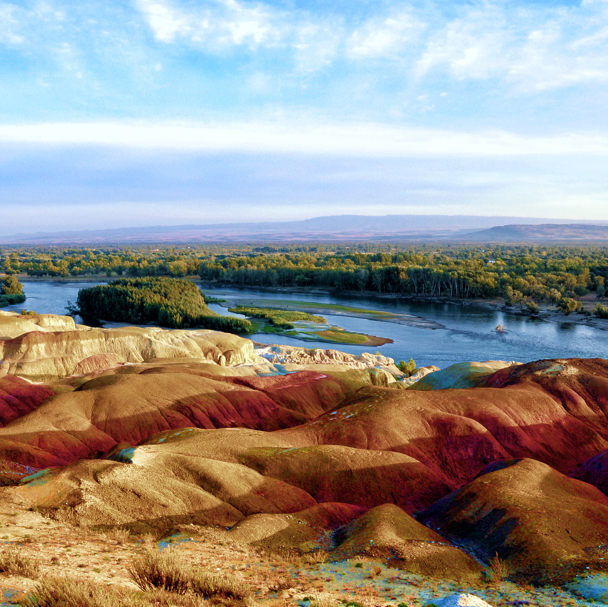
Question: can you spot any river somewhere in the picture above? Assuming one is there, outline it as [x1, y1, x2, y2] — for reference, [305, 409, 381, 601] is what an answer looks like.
[4, 281, 608, 370]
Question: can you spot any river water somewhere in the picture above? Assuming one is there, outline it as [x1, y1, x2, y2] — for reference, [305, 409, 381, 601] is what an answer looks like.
[4, 281, 608, 370]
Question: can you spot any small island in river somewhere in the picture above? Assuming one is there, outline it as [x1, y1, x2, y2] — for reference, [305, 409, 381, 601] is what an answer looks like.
[228, 304, 393, 346]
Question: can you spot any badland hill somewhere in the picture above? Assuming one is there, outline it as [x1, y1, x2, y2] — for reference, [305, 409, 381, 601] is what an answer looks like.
[0, 310, 607, 592]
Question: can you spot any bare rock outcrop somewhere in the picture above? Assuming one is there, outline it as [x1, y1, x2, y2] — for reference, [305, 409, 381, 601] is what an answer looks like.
[0, 324, 259, 381]
[256, 344, 401, 380]
[0, 311, 78, 338]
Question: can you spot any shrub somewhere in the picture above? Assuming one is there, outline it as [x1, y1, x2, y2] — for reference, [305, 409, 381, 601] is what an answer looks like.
[525, 301, 540, 314]
[0, 293, 26, 307]
[557, 297, 582, 315]
[0, 544, 40, 578]
[398, 358, 416, 376]
[595, 303, 608, 319]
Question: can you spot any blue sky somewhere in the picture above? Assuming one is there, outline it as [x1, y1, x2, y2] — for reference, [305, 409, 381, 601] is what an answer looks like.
[1, 0, 608, 235]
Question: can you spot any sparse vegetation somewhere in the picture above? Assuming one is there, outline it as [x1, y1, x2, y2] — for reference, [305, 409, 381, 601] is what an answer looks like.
[0, 544, 40, 578]
[21, 576, 209, 607]
[190, 570, 250, 599]
[128, 549, 191, 594]
[128, 549, 251, 599]
[229, 305, 326, 329]
[489, 552, 509, 582]
[312, 328, 369, 344]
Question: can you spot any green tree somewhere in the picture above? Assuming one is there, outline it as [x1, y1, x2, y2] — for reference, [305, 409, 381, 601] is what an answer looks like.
[594, 303, 608, 319]
[557, 297, 582, 315]
[1, 275, 23, 295]
[398, 358, 416, 376]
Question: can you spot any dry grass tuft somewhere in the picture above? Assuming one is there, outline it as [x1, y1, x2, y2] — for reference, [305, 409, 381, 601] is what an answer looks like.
[190, 570, 250, 600]
[20, 576, 210, 607]
[136, 589, 208, 607]
[307, 593, 341, 607]
[489, 552, 509, 582]
[22, 576, 130, 607]
[303, 550, 329, 565]
[0, 544, 40, 579]
[113, 527, 131, 543]
[128, 548, 251, 600]
[128, 549, 191, 594]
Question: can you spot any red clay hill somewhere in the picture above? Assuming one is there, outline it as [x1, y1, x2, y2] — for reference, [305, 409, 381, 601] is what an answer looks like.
[0, 313, 607, 581]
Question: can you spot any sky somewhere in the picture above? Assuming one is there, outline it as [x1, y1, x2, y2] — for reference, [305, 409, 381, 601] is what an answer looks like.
[1, 0, 608, 236]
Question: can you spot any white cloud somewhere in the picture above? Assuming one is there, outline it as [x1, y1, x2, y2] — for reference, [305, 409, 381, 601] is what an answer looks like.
[346, 11, 422, 59]
[293, 22, 342, 71]
[135, 0, 280, 49]
[0, 3, 26, 45]
[2, 120, 608, 158]
[416, 1, 608, 92]
[136, 0, 190, 43]
[416, 5, 508, 79]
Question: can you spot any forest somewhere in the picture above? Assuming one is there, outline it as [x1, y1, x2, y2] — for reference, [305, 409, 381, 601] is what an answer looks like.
[2, 243, 608, 312]
[74, 277, 252, 333]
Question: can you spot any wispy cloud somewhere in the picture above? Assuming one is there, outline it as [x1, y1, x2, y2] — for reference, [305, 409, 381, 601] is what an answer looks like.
[416, 4, 508, 80]
[416, 1, 608, 91]
[136, 0, 280, 48]
[346, 11, 423, 59]
[0, 3, 27, 45]
[2, 120, 608, 158]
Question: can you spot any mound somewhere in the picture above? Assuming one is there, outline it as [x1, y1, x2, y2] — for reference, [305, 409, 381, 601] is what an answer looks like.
[481, 358, 608, 429]
[332, 504, 483, 578]
[419, 458, 608, 579]
[14, 426, 447, 529]
[0, 376, 55, 426]
[571, 448, 608, 496]
[240, 444, 453, 513]
[277, 373, 608, 483]
[228, 502, 366, 550]
[410, 361, 516, 391]
[16, 458, 243, 529]
[0, 368, 381, 474]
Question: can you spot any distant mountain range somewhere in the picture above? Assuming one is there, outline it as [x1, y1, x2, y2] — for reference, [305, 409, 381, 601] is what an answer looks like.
[462, 223, 608, 242]
[2, 215, 608, 244]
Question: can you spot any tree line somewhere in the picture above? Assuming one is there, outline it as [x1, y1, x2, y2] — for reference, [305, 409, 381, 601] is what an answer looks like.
[3, 243, 608, 309]
[199, 246, 608, 305]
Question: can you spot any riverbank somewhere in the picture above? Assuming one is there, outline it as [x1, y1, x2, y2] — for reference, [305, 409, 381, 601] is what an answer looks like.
[203, 281, 608, 331]
[15, 274, 608, 330]
[8, 279, 608, 368]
